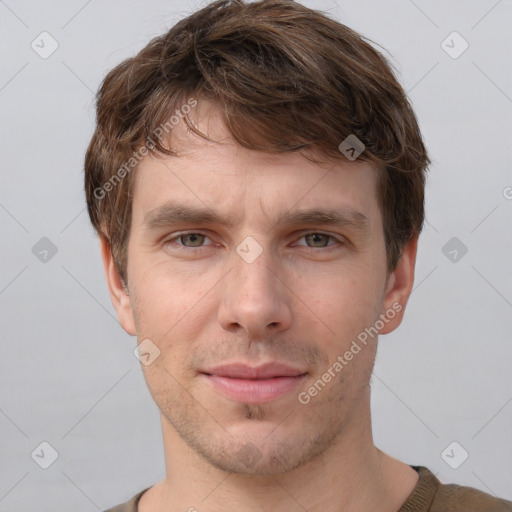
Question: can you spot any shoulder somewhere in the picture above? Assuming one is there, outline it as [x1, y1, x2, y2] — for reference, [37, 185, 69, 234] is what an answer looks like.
[103, 488, 150, 512]
[408, 466, 512, 512]
[432, 480, 512, 512]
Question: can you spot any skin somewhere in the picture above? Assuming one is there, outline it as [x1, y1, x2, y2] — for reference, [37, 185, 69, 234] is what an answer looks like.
[101, 97, 420, 511]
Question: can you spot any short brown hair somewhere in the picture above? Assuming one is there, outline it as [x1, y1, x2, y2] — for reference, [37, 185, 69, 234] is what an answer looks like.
[84, 0, 430, 286]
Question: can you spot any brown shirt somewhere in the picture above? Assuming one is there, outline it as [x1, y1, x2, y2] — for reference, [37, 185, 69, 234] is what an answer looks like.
[103, 466, 512, 511]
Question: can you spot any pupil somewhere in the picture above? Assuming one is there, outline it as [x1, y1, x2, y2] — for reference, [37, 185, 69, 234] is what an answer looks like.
[309, 234, 326, 247]
[187, 234, 202, 246]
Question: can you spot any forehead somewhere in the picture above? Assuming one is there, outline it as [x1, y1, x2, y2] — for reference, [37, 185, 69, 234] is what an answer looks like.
[130, 99, 381, 229]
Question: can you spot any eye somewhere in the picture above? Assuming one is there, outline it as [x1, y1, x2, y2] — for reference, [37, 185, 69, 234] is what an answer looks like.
[294, 233, 341, 249]
[167, 232, 212, 249]
[163, 231, 343, 253]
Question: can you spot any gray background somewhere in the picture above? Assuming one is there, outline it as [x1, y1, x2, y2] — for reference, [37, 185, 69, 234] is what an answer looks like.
[1, 0, 511, 510]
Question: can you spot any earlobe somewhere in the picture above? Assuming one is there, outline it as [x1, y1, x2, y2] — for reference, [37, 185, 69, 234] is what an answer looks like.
[379, 234, 419, 335]
[99, 234, 137, 336]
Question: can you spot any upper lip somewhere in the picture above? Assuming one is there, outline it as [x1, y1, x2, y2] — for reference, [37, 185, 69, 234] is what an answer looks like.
[202, 362, 307, 379]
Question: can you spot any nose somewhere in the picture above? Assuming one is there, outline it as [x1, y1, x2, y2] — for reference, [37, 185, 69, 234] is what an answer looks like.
[217, 242, 293, 340]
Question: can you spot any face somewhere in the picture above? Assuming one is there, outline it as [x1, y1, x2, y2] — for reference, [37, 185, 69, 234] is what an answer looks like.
[103, 98, 415, 476]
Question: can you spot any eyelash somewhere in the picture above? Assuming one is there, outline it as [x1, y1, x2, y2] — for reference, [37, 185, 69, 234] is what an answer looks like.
[164, 231, 344, 253]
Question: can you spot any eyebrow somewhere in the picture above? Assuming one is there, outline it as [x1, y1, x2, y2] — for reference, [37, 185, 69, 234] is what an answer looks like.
[142, 201, 370, 234]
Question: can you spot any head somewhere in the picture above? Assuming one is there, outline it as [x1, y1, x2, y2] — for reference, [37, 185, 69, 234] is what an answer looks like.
[85, 0, 429, 475]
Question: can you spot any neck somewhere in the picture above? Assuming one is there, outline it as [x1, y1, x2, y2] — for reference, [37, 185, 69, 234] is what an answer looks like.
[141, 392, 417, 512]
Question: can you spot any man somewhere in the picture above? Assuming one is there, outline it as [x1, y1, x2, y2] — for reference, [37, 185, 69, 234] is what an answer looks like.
[84, 0, 512, 510]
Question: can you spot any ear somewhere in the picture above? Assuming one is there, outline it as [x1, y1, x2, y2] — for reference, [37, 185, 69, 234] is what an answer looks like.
[99, 233, 137, 336]
[379, 233, 419, 335]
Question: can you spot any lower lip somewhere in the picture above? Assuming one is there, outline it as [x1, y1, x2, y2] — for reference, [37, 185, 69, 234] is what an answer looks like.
[203, 374, 307, 404]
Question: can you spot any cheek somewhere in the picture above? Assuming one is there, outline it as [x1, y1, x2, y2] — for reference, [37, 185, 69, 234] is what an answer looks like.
[129, 260, 218, 372]
[297, 265, 383, 344]
[131, 256, 209, 323]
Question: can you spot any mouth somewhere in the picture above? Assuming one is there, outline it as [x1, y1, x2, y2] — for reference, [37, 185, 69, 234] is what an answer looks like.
[200, 362, 308, 404]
